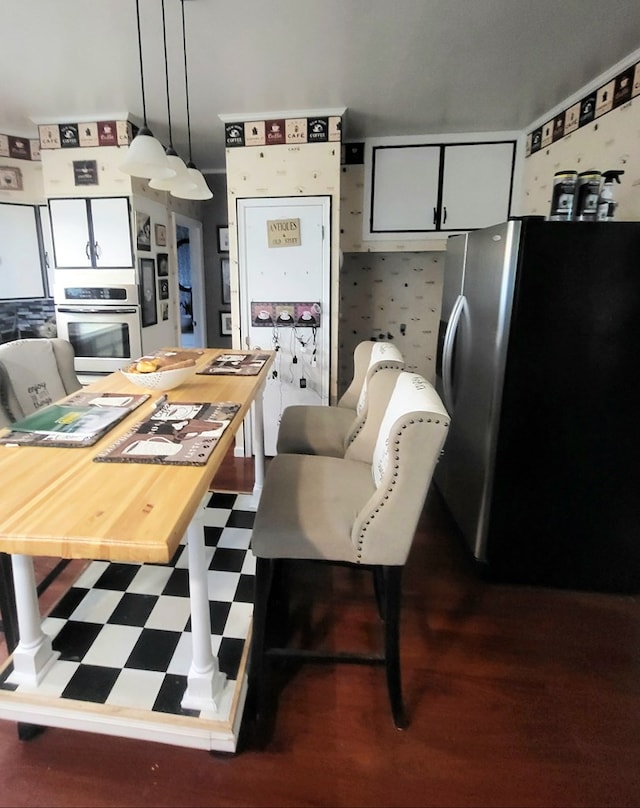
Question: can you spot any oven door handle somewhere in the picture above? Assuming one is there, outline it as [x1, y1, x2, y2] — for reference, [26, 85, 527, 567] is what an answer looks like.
[56, 306, 139, 315]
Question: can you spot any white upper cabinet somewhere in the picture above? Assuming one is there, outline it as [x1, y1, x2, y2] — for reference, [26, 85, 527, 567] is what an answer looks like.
[370, 145, 441, 232]
[440, 142, 515, 231]
[49, 196, 134, 268]
[363, 135, 516, 241]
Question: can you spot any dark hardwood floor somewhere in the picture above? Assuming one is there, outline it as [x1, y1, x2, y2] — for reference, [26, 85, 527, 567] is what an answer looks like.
[1, 446, 639, 807]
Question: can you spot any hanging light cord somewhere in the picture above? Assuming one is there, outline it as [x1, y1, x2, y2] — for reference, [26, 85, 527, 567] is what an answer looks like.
[161, 0, 174, 148]
[135, 0, 148, 126]
[181, 0, 193, 163]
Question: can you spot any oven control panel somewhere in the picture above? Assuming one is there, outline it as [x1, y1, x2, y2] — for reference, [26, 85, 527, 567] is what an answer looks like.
[64, 287, 129, 301]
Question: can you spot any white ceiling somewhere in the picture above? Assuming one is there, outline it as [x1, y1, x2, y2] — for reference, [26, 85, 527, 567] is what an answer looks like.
[2, 0, 640, 172]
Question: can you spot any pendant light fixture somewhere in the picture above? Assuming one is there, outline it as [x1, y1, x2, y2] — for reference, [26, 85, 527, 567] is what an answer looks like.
[121, 0, 176, 180]
[149, 0, 192, 191]
[171, 0, 213, 200]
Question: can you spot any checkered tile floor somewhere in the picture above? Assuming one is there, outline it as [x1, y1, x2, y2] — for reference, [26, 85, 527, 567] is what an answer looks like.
[0, 492, 257, 720]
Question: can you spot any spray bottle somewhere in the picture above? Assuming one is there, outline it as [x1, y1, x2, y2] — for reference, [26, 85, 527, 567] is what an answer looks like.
[597, 170, 625, 221]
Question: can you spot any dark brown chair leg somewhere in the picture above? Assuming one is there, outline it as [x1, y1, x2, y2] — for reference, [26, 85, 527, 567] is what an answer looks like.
[372, 566, 385, 620]
[0, 552, 18, 653]
[383, 565, 409, 729]
[248, 556, 275, 728]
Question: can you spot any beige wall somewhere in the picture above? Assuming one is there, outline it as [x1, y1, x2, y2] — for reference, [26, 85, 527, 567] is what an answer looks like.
[519, 98, 640, 219]
[224, 141, 341, 396]
[339, 162, 443, 386]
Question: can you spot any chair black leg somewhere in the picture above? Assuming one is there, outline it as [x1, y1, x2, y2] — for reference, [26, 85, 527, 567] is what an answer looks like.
[0, 552, 19, 653]
[248, 556, 275, 731]
[382, 565, 409, 729]
[372, 567, 385, 620]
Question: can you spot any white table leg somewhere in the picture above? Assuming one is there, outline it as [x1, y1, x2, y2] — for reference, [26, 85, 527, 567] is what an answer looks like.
[10, 554, 59, 686]
[251, 380, 266, 498]
[181, 511, 226, 712]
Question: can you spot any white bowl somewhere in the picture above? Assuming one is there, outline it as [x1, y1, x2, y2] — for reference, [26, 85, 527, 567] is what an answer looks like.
[121, 364, 196, 391]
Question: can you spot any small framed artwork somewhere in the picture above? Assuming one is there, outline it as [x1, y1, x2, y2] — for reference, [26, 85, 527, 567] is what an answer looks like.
[220, 311, 232, 336]
[72, 159, 98, 186]
[157, 252, 169, 277]
[158, 277, 169, 300]
[160, 301, 169, 321]
[139, 258, 157, 327]
[155, 223, 167, 247]
[220, 257, 231, 304]
[217, 225, 229, 252]
[0, 165, 23, 191]
[136, 212, 151, 251]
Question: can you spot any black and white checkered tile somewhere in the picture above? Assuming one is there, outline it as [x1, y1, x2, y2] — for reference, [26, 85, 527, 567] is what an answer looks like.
[0, 492, 257, 718]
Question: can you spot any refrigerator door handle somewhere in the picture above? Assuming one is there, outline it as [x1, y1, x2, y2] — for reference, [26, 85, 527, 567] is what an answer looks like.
[442, 293, 465, 412]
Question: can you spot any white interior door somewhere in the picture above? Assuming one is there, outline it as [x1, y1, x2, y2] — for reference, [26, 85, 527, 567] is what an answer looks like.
[238, 196, 331, 456]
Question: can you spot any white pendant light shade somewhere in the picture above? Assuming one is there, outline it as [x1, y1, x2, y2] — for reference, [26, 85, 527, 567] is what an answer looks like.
[149, 150, 191, 190]
[171, 165, 213, 200]
[120, 128, 176, 179]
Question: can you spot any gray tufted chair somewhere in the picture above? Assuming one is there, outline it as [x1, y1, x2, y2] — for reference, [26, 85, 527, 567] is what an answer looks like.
[248, 369, 450, 736]
[0, 338, 81, 652]
[0, 338, 81, 424]
[276, 339, 404, 458]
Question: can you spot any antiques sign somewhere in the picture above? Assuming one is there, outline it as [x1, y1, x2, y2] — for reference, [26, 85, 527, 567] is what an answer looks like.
[267, 218, 300, 248]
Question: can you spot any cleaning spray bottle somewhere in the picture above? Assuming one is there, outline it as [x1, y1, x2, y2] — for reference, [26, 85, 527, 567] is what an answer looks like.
[597, 170, 625, 221]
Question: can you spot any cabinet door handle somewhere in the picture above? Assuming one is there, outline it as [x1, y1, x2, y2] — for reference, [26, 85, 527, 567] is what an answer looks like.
[94, 241, 101, 260]
[433, 207, 437, 225]
[443, 206, 447, 224]
[85, 241, 91, 259]
[44, 251, 50, 269]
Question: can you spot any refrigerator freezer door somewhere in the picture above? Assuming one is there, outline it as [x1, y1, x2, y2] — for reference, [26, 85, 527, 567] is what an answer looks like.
[434, 220, 520, 560]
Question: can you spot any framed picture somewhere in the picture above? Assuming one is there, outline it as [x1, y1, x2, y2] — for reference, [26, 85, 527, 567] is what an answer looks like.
[220, 311, 232, 336]
[220, 257, 231, 304]
[139, 258, 157, 327]
[136, 212, 151, 251]
[157, 252, 169, 277]
[160, 301, 169, 321]
[0, 165, 23, 191]
[72, 159, 98, 186]
[217, 225, 229, 252]
[155, 223, 167, 247]
[158, 277, 169, 300]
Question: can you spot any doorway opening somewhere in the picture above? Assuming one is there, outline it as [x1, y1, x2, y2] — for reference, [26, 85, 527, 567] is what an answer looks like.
[173, 213, 206, 349]
[177, 225, 194, 346]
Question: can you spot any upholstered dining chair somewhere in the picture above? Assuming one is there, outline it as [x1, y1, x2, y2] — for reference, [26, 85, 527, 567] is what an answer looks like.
[0, 337, 82, 423]
[276, 339, 404, 458]
[247, 369, 450, 737]
[0, 338, 82, 653]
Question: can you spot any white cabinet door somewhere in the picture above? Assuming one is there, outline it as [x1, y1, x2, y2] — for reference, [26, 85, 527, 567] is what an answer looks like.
[370, 145, 440, 233]
[48, 197, 133, 268]
[0, 204, 45, 299]
[90, 197, 133, 267]
[49, 198, 92, 268]
[38, 204, 54, 296]
[441, 142, 514, 231]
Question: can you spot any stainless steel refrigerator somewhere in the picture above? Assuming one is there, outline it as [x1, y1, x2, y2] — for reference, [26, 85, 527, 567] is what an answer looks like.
[435, 219, 640, 593]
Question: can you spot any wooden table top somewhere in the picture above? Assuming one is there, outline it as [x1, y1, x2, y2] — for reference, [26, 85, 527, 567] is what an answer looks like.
[0, 348, 273, 564]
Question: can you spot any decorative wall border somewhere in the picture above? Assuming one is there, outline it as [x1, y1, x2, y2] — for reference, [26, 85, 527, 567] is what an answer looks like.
[224, 116, 342, 148]
[0, 134, 41, 161]
[38, 121, 132, 151]
[526, 60, 640, 157]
